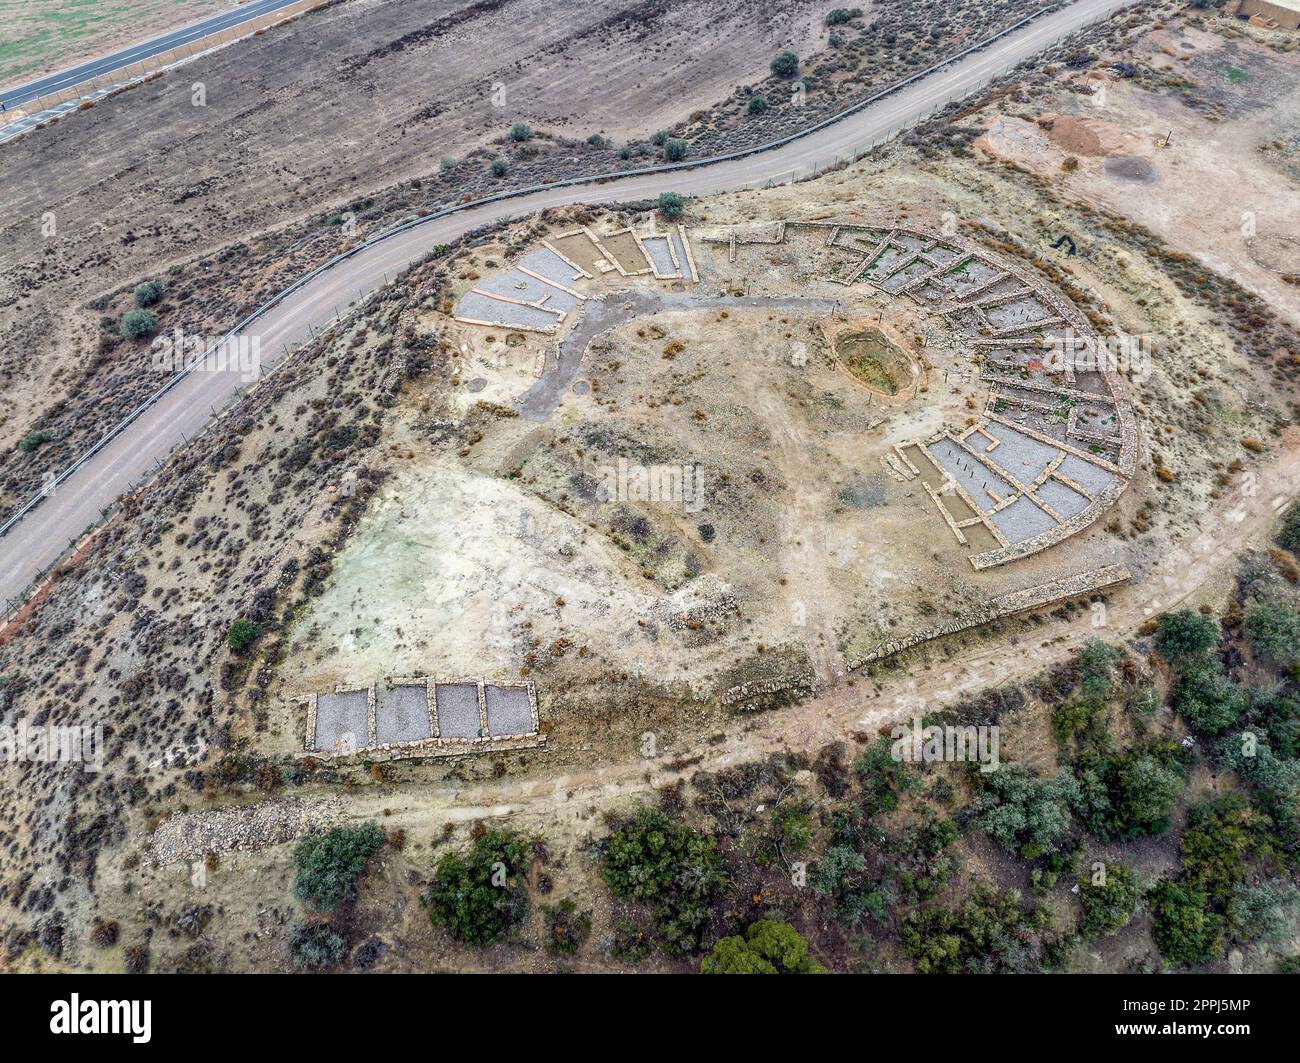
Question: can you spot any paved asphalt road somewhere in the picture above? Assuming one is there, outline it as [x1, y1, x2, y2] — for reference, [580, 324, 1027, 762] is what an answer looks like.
[0, 0, 302, 109]
[0, 0, 1144, 608]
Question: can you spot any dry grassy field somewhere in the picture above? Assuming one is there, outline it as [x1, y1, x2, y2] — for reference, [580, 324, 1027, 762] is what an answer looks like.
[0, 0, 229, 87]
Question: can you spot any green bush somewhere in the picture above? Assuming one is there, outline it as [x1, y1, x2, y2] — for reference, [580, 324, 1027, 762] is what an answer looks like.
[825, 7, 863, 25]
[1078, 864, 1142, 935]
[890, 812, 957, 904]
[601, 807, 722, 955]
[225, 619, 260, 653]
[586, 133, 607, 148]
[1150, 879, 1223, 965]
[1278, 502, 1300, 555]
[490, 158, 508, 177]
[854, 737, 920, 816]
[1173, 663, 1245, 736]
[1244, 600, 1300, 671]
[1179, 794, 1267, 904]
[651, 129, 669, 145]
[662, 138, 687, 162]
[901, 888, 1049, 973]
[700, 920, 825, 973]
[133, 280, 163, 308]
[657, 191, 685, 220]
[1223, 734, 1300, 855]
[809, 843, 867, 898]
[423, 829, 530, 947]
[1075, 638, 1121, 702]
[970, 767, 1079, 858]
[747, 94, 768, 115]
[1228, 880, 1300, 945]
[120, 308, 159, 340]
[1071, 743, 1184, 842]
[18, 429, 54, 453]
[289, 922, 347, 969]
[770, 51, 799, 78]
[508, 121, 532, 142]
[293, 822, 384, 911]
[1154, 609, 1218, 665]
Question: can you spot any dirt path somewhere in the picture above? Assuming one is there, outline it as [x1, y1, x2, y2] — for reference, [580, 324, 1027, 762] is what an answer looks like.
[0, 0, 1144, 608]
[152, 426, 1295, 859]
[756, 372, 843, 687]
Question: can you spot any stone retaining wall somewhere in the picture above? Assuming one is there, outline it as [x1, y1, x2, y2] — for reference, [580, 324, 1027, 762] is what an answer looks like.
[847, 563, 1131, 670]
[298, 676, 543, 762]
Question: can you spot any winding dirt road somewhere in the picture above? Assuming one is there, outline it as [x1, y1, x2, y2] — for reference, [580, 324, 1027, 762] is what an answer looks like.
[0, 0, 1141, 607]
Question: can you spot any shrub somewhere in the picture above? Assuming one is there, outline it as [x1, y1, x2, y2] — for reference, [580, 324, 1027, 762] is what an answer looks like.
[423, 829, 530, 947]
[1179, 794, 1266, 904]
[120, 308, 159, 339]
[1154, 609, 1218, 665]
[662, 138, 687, 162]
[755, 801, 813, 867]
[90, 919, 120, 948]
[809, 843, 867, 900]
[1078, 864, 1142, 935]
[508, 121, 532, 142]
[854, 737, 921, 815]
[970, 767, 1080, 858]
[1076, 638, 1121, 701]
[901, 888, 1049, 973]
[1228, 880, 1300, 945]
[225, 619, 261, 653]
[292, 822, 384, 911]
[543, 898, 592, 955]
[1278, 503, 1300, 556]
[602, 807, 722, 955]
[657, 192, 685, 220]
[490, 158, 508, 177]
[700, 920, 825, 974]
[1071, 743, 1184, 842]
[586, 133, 607, 148]
[825, 7, 863, 26]
[1150, 879, 1223, 965]
[747, 94, 768, 115]
[1244, 599, 1300, 670]
[133, 280, 163, 307]
[289, 922, 346, 969]
[123, 944, 149, 974]
[18, 429, 54, 453]
[439, 155, 457, 172]
[608, 917, 653, 964]
[770, 51, 799, 78]
[1173, 664, 1245, 735]
[651, 129, 669, 145]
